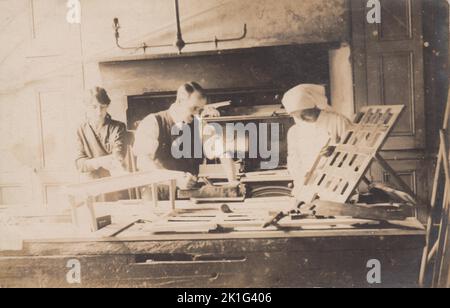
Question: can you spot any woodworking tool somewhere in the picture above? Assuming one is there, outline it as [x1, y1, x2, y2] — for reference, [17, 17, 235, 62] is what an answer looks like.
[262, 202, 306, 228]
[221, 204, 233, 214]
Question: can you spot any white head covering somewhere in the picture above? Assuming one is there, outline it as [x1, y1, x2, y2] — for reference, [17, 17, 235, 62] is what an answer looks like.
[282, 84, 329, 114]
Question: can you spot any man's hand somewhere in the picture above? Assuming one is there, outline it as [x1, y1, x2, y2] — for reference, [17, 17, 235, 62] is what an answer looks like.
[177, 173, 198, 190]
[86, 157, 103, 170]
[102, 157, 126, 175]
[201, 106, 221, 118]
[88, 155, 125, 173]
[320, 145, 336, 158]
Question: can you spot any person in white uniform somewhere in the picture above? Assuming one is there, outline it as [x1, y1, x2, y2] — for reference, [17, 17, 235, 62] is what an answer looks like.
[282, 84, 351, 199]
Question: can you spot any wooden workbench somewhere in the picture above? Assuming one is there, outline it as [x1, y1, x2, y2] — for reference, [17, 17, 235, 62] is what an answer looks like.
[0, 199, 425, 288]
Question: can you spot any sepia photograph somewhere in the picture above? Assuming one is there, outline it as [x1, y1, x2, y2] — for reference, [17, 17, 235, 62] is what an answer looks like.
[0, 0, 449, 291]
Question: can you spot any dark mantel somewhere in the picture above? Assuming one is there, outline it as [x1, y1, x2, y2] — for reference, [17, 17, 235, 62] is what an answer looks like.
[98, 43, 338, 96]
[98, 42, 340, 65]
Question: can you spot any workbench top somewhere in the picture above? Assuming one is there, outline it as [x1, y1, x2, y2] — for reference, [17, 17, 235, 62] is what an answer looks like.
[0, 198, 426, 288]
[0, 198, 424, 254]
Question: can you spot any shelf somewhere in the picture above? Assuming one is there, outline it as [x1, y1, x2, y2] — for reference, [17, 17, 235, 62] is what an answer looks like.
[98, 42, 341, 65]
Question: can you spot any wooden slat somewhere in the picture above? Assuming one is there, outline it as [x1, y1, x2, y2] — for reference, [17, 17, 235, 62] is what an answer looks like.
[169, 180, 176, 210]
[309, 200, 412, 221]
[151, 184, 158, 208]
[147, 218, 383, 234]
[374, 153, 418, 201]
[444, 90, 450, 131]
[440, 130, 450, 183]
[419, 90, 450, 286]
[433, 179, 449, 287]
[434, 131, 450, 287]
[86, 197, 98, 232]
[65, 171, 184, 197]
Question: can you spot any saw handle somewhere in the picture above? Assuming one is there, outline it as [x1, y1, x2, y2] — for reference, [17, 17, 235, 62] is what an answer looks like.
[262, 201, 307, 229]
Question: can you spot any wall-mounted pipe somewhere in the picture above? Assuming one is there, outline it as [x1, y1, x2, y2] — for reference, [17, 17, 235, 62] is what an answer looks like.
[113, 0, 247, 54]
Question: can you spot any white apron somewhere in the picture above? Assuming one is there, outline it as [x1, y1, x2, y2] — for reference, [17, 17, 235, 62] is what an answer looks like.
[287, 111, 350, 199]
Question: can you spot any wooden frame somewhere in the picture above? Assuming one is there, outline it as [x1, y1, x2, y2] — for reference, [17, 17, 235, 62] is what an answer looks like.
[65, 171, 182, 232]
[297, 105, 415, 204]
[419, 90, 450, 287]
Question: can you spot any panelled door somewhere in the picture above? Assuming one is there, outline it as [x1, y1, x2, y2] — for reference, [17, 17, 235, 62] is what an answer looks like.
[352, 0, 426, 150]
[351, 0, 428, 219]
[0, 0, 84, 208]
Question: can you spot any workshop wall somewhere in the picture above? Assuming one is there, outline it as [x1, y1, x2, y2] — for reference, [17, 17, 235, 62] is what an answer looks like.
[423, 0, 449, 153]
[80, 0, 350, 60]
[80, 0, 352, 121]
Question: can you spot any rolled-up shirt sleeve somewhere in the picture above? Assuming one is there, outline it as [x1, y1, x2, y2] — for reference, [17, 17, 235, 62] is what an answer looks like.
[133, 115, 160, 159]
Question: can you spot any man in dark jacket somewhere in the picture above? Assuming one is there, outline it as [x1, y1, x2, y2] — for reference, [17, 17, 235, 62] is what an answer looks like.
[133, 82, 209, 190]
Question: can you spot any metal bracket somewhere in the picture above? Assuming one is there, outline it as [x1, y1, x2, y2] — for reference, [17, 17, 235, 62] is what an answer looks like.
[113, 0, 247, 54]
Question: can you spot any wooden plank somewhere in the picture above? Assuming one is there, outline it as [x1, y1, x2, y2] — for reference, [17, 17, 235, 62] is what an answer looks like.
[145, 198, 405, 234]
[169, 180, 177, 211]
[440, 130, 450, 183]
[309, 200, 412, 221]
[420, 142, 445, 286]
[92, 219, 141, 238]
[444, 90, 450, 131]
[437, 186, 450, 287]
[191, 197, 245, 204]
[68, 195, 79, 227]
[420, 93, 450, 287]
[65, 171, 184, 197]
[151, 184, 158, 208]
[148, 215, 406, 234]
[432, 131, 450, 287]
[86, 197, 98, 232]
[374, 153, 418, 200]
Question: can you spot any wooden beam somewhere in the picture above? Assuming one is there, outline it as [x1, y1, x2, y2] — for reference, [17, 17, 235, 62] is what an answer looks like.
[433, 180, 449, 287]
[437, 189, 450, 287]
[65, 171, 184, 197]
[443, 89, 450, 131]
[170, 180, 177, 211]
[440, 130, 450, 183]
[86, 197, 98, 232]
[420, 139, 446, 287]
[431, 146, 444, 209]
[151, 184, 158, 208]
[374, 153, 417, 201]
[68, 195, 79, 228]
[309, 200, 411, 221]
[434, 132, 449, 287]
[362, 176, 372, 187]
[428, 242, 439, 263]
